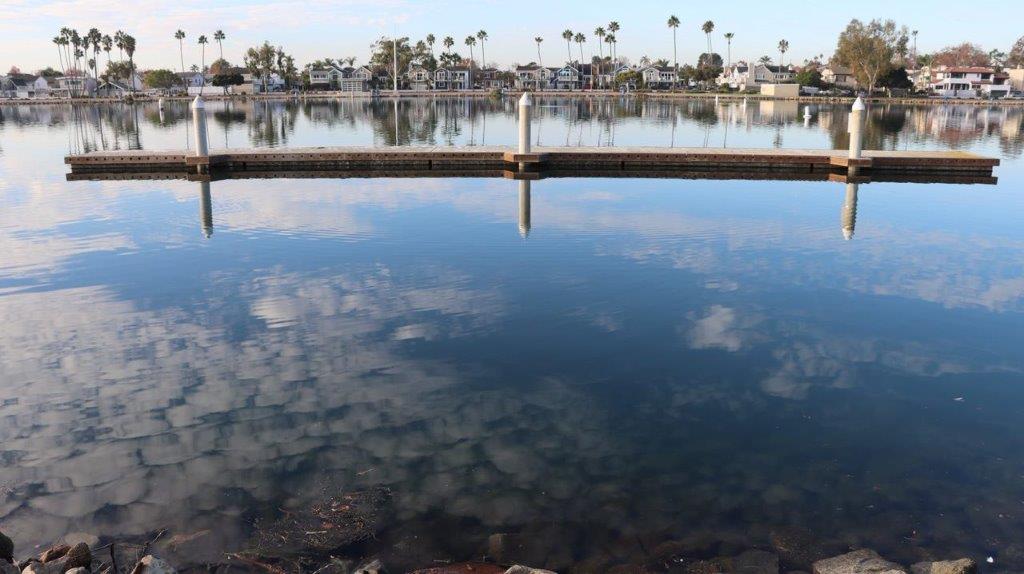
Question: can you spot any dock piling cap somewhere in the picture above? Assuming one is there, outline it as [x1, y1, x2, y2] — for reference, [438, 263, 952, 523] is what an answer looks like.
[519, 93, 532, 106]
[191, 96, 205, 110]
[852, 96, 865, 111]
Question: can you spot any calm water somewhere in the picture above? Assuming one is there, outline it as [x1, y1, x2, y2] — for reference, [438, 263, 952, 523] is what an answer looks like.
[1, 98, 1024, 571]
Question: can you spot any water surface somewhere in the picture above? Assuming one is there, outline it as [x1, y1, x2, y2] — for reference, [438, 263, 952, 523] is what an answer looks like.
[1, 98, 1023, 571]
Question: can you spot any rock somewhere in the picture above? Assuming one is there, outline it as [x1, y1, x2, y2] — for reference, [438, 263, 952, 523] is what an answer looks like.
[812, 550, 906, 574]
[0, 531, 12, 564]
[312, 560, 355, 574]
[353, 560, 383, 574]
[409, 564, 505, 574]
[733, 550, 780, 574]
[65, 569, 88, 574]
[909, 560, 975, 574]
[684, 559, 729, 574]
[39, 547, 70, 564]
[504, 567, 557, 574]
[21, 563, 50, 574]
[133, 556, 175, 574]
[158, 530, 223, 566]
[61, 543, 92, 573]
[60, 535, 99, 550]
[487, 534, 549, 570]
[99, 543, 146, 574]
[770, 527, 836, 570]
[1, 560, 18, 574]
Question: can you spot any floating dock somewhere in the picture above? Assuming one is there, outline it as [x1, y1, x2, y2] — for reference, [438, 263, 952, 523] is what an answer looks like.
[65, 146, 999, 180]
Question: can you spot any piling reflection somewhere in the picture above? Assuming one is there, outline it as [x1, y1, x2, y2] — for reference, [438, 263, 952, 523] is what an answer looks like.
[518, 179, 531, 238]
[200, 181, 213, 238]
[841, 183, 858, 241]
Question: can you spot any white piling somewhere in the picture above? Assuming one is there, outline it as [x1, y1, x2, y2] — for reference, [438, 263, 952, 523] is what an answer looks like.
[518, 93, 532, 171]
[803, 105, 812, 126]
[848, 96, 865, 161]
[191, 96, 209, 173]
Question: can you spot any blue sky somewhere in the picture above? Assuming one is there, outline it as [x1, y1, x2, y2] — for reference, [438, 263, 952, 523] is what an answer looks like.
[2, 0, 1022, 73]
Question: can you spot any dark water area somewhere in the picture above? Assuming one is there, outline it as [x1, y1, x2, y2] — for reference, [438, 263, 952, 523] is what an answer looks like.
[1, 97, 1023, 571]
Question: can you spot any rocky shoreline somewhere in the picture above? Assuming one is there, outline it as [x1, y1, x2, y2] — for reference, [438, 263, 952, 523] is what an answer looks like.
[0, 528, 980, 574]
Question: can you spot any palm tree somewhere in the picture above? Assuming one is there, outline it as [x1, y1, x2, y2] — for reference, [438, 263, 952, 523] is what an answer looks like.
[174, 30, 187, 89]
[102, 34, 113, 68]
[608, 21, 620, 62]
[594, 27, 606, 88]
[574, 33, 586, 80]
[702, 21, 715, 55]
[124, 34, 137, 93]
[605, 34, 615, 65]
[465, 36, 477, 67]
[911, 30, 918, 64]
[535, 36, 544, 67]
[667, 15, 680, 86]
[562, 29, 574, 62]
[724, 32, 734, 67]
[198, 35, 209, 85]
[53, 36, 67, 77]
[214, 30, 226, 61]
[778, 39, 789, 80]
[426, 34, 436, 57]
[114, 30, 125, 61]
[443, 36, 454, 56]
[477, 30, 488, 68]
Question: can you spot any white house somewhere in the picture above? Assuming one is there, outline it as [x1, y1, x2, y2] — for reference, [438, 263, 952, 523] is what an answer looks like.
[930, 66, 1011, 98]
[434, 67, 472, 90]
[822, 65, 857, 89]
[7, 74, 53, 98]
[718, 62, 795, 89]
[553, 65, 581, 90]
[406, 65, 431, 90]
[514, 65, 551, 90]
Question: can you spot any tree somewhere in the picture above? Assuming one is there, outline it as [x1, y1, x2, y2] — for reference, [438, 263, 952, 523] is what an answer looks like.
[123, 34, 137, 92]
[7, 65, 21, 74]
[102, 34, 113, 67]
[931, 43, 990, 67]
[575, 33, 586, 72]
[144, 68, 178, 89]
[465, 35, 477, 67]
[696, 53, 723, 86]
[535, 37, 544, 69]
[989, 49, 1007, 70]
[667, 15, 680, 85]
[879, 67, 912, 90]
[214, 30, 226, 61]
[426, 34, 436, 57]
[198, 35, 209, 84]
[1009, 36, 1024, 68]
[174, 30, 187, 88]
[724, 32, 734, 67]
[834, 19, 908, 94]
[562, 29, 574, 62]
[477, 30, 488, 68]
[443, 36, 455, 57]
[608, 21, 620, 62]
[778, 39, 790, 79]
[594, 27, 606, 87]
[212, 72, 244, 94]
[114, 30, 126, 61]
[370, 36, 428, 86]
[102, 60, 135, 82]
[209, 58, 231, 74]
[702, 21, 715, 54]
[244, 41, 276, 92]
[39, 67, 61, 78]
[795, 68, 823, 88]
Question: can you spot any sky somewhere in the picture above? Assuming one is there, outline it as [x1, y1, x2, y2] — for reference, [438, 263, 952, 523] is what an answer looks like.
[2, 0, 1023, 73]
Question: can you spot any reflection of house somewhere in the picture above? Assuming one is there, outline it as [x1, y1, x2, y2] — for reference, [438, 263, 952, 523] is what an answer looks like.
[930, 66, 1010, 98]
[641, 66, 677, 89]
[822, 65, 857, 89]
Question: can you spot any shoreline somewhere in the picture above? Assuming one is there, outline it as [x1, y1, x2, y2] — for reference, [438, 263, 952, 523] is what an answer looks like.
[0, 528, 983, 574]
[3, 90, 1024, 107]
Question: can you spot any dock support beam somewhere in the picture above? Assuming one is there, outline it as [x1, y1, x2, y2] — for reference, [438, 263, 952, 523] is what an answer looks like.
[518, 93, 532, 171]
[848, 96, 865, 175]
[192, 96, 209, 174]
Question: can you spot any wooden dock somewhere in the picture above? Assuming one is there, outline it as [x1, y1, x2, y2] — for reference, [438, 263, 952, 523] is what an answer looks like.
[65, 146, 999, 180]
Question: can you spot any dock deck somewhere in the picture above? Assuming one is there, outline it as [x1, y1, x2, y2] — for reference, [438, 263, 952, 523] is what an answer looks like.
[65, 146, 999, 180]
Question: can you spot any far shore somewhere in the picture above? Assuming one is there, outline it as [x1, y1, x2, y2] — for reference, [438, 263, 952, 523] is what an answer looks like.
[4, 89, 1024, 107]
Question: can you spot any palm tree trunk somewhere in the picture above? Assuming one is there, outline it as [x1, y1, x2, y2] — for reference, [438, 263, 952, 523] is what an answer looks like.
[179, 41, 186, 90]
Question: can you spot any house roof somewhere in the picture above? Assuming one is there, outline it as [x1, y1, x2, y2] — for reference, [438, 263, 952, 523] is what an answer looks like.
[939, 66, 995, 73]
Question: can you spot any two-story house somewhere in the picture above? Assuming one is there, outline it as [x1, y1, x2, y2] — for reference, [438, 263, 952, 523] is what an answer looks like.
[717, 62, 794, 90]
[822, 65, 857, 89]
[553, 65, 581, 90]
[406, 66, 432, 91]
[434, 67, 472, 90]
[515, 65, 552, 91]
[641, 66, 677, 89]
[930, 66, 1011, 98]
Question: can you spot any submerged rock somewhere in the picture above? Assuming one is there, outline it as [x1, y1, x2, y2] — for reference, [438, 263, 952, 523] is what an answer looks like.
[909, 560, 975, 574]
[504, 566, 557, 574]
[733, 550, 780, 574]
[39, 547, 69, 564]
[0, 531, 12, 564]
[60, 535, 99, 550]
[65, 568, 88, 574]
[1, 561, 17, 574]
[353, 559, 383, 574]
[62, 543, 92, 573]
[134, 556, 176, 574]
[409, 563, 505, 574]
[813, 550, 906, 574]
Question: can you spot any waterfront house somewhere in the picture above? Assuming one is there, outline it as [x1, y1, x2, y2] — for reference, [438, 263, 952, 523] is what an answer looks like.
[96, 80, 132, 97]
[641, 66, 678, 89]
[406, 66, 432, 91]
[553, 65, 581, 90]
[718, 62, 794, 90]
[6, 74, 52, 98]
[434, 67, 472, 90]
[176, 72, 206, 88]
[341, 66, 373, 92]
[514, 65, 552, 91]
[308, 64, 348, 90]
[822, 65, 857, 89]
[930, 66, 1011, 98]
[475, 68, 505, 90]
